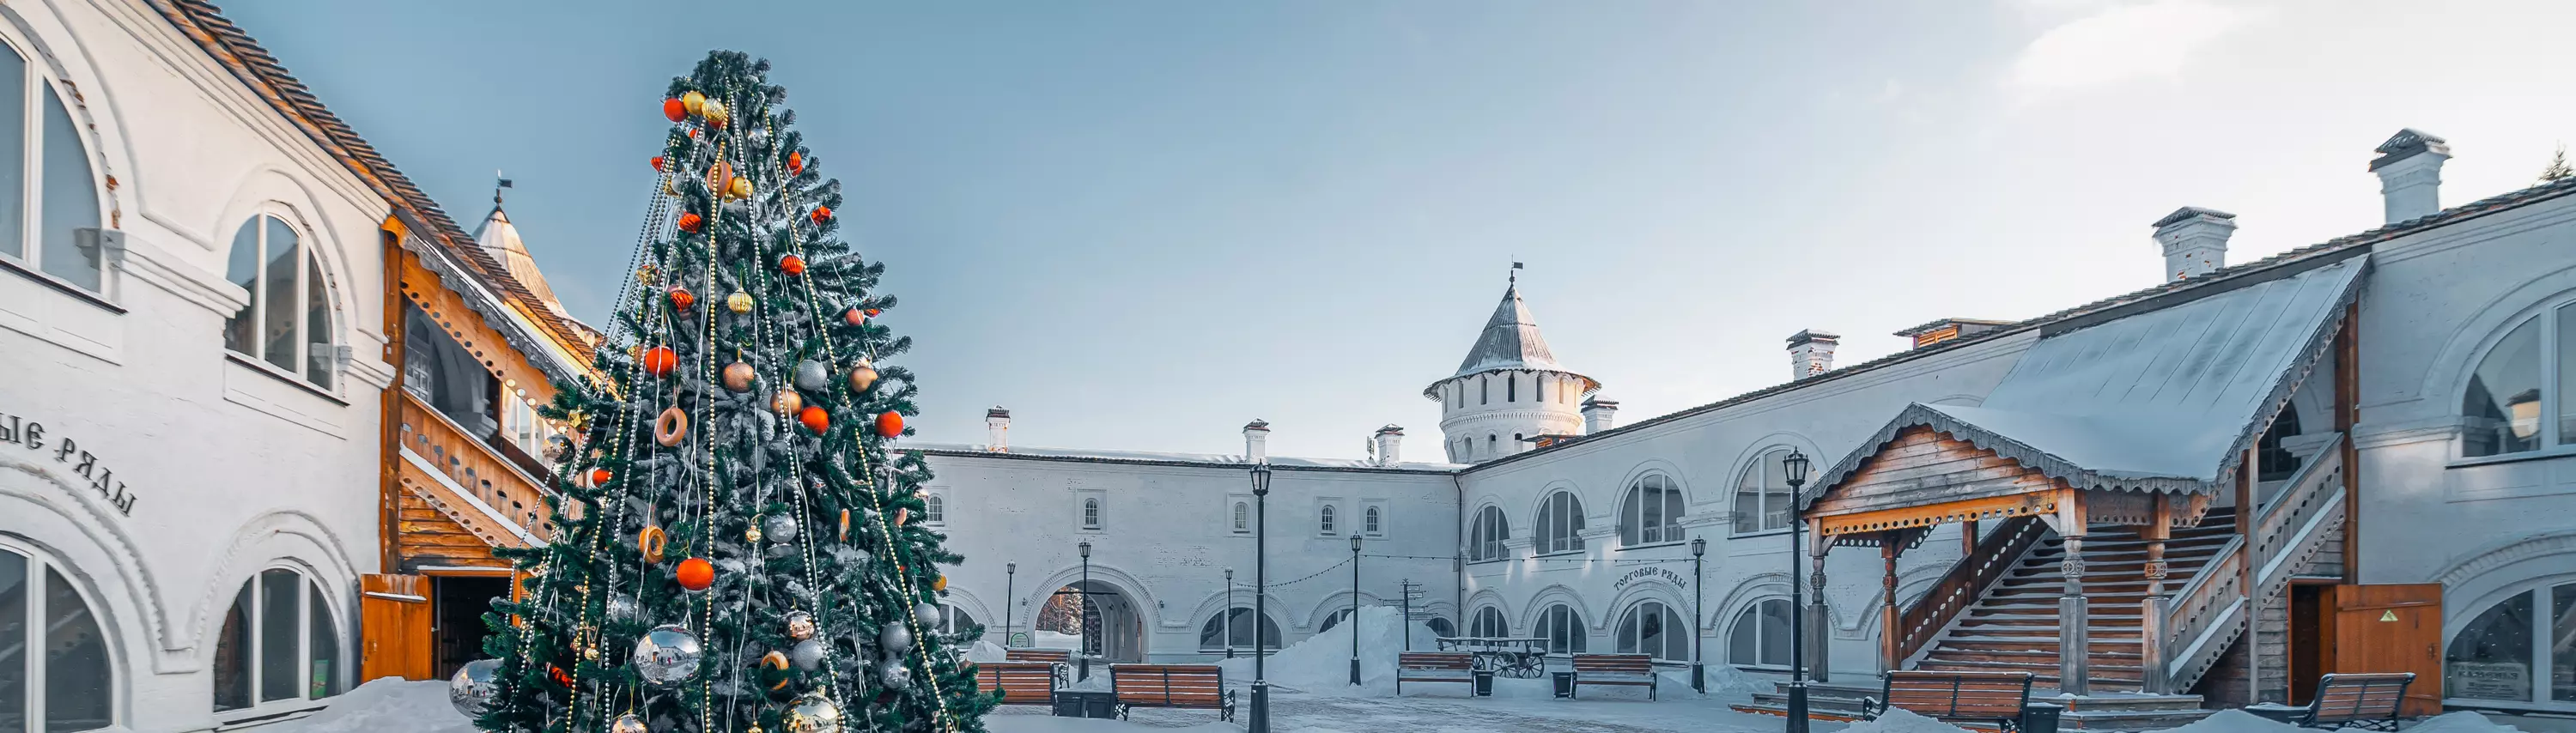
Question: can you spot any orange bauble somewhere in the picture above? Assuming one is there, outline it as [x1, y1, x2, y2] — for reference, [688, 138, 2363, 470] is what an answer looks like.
[810, 206, 832, 224]
[650, 155, 665, 173]
[875, 410, 904, 439]
[933, 574, 949, 592]
[668, 287, 696, 311]
[787, 151, 805, 175]
[662, 99, 686, 122]
[586, 467, 613, 488]
[844, 307, 866, 325]
[675, 557, 714, 591]
[550, 665, 574, 688]
[641, 347, 677, 378]
[677, 212, 702, 233]
[779, 255, 805, 275]
[799, 405, 829, 434]
[866, 308, 883, 318]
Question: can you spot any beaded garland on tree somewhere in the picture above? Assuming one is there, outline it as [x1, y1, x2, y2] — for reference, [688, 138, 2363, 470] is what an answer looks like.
[459, 51, 991, 733]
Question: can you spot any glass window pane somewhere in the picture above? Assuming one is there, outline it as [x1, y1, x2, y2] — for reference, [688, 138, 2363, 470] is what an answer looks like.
[0, 51, 25, 260]
[304, 580, 338, 700]
[2559, 305, 2575, 445]
[2554, 585, 2575, 702]
[1, 552, 25, 732]
[44, 568, 110, 731]
[212, 584, 252, 711]
[2445, 590, 2532, 701]
[2463, 318, 2543, 457]
[37, 88, 99, 291]
[223, 221, 261, 355]
[1729, 606, 1759, 664]
[1664, 487, 1686, 541]
[258, 571, 298, 702]
[304, 255, 332, 387]
[260, 219, 301, 373]
[1760, 599, 1793, 667]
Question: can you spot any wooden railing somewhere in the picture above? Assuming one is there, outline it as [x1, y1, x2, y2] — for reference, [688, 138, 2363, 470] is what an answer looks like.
[1893, 516, 2048, 667]
[395, 391, 554, 548]
[2160, 433, 2345, 693]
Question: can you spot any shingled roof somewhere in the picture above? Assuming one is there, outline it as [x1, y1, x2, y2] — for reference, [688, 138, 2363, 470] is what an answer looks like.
[1425, 284, 1601, 397]
[148, 0, 597, 362]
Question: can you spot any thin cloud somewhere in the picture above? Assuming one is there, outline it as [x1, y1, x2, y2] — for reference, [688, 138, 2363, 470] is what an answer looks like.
[2009, 0, 2261, 91]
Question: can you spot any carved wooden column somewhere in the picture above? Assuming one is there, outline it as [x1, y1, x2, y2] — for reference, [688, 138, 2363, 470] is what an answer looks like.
[1880, 537, 1901, 673]
[2057, 489, 2091, 695]
[1810, 530, 1832, 682]
[2140, 494, 2173, 694]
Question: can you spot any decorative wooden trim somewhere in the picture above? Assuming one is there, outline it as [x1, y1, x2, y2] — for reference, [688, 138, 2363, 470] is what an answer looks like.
[379, 227, 405, 572]
[2336, 302, 2360, 584]
[1816, 493, 2059, 537]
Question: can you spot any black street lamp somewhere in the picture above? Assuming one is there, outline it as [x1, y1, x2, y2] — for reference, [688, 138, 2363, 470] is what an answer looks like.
[1005, 562, 1017, 649]
[1249, 463, 1273, 733]
[1691, 536, 1708, 694]
[1349, 534, 1364, 686]
[1224, 568, 1237, 659]
[1782, 450, 1814, 733]
[1078, 540, 1093, 681]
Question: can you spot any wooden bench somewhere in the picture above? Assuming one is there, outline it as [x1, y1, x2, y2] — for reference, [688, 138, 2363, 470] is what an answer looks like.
[1109, 663, 1235, 722]
[972, 662, 1060, 706]
[1005, 648, 1073, 665]
[2278, 672, 2415, 730]
[1860, 670, 2037, 731]
[1394, 651, 1477, 695]
[1569, 653, 1657, 700]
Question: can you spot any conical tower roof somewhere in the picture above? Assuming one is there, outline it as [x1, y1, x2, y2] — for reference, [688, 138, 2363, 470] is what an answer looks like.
[472, 202, 580, 328]
[1425, 284, 1599, 397]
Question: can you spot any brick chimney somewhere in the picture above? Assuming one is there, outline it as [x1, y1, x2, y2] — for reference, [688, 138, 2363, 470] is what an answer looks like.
[2152, 207, 2237, 282]
[1243, 420, 1270, 463]
[984, 406, 1011, 452]
[1581, 398, 1619, 434]
[1372, 425, 1404, 466]
[1788, 330, 1840, 380]
[2372, 129, 2449, 224]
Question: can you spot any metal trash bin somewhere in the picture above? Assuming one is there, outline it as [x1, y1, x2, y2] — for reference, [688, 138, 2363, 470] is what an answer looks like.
[1052, 690, 1115, 718]
[1552, 671, 1577, 699]
[2020, 702, 2063, 733]
[1473, 669, 1495, 697]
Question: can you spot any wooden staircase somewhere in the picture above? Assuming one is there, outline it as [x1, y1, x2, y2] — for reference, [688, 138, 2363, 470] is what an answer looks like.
[1911, 508, 2239, 692]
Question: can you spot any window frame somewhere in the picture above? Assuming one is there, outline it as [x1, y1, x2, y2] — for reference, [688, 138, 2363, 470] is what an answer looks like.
[0, 41, 112, 301]
[1536, 603, 1588, 655]
[1728, 597, 1796, 669]
[1317, 504, 1337, 536]
[1619, 473, 1688, 547]
[2443, 579, 2576, 711]
[0, 538, 118, 733]
[923, 493, 946, 526]
[1080, 497, 1102, 530]
[222, 212, 337, 391]
[1198, 608, 1280, 652]
[1364, 504, 1383, 536]
[1732, 448, 1797, 536]
[1535, 491, 1585, 555]
[2455, 302, 2575, 464]
[1230, 500, 1250, 535]
[1468, 605, 1510, 638]
[211, 566, 343, 718]
[1467, 506, 1510, 563]
[1615, 600, 1690, 663]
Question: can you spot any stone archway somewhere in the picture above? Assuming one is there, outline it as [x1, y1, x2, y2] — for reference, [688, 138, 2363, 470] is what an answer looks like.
[1037, 579, 1145, 663]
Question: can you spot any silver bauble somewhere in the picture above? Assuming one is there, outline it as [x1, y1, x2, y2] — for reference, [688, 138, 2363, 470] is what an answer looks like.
[611, 713, 647, 733]
[793, 360, 829, 391]
[606, 594, 638, 622]
[789, 638, 827, 670]
[785, 610, 817, 640]
[746, 126, 771, 149]
[543, 434, 574, 464]
[879, 659, 913, 690]
[762, 513, 800, 543]
[448, 658, 501, 717]
[913, 602, 942, 628]
[631, 624, 705, 687]
[879, 623, 913, 654]
[784, 694, 843, 733]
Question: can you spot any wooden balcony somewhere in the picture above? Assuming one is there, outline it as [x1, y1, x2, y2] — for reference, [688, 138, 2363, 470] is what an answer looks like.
[392, 391, 554, 569]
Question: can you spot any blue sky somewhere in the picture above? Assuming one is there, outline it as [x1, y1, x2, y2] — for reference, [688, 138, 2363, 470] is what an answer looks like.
[226, 1, 2576, 459]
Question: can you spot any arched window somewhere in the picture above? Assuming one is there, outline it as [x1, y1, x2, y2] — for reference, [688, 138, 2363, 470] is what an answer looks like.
[1469, 606, 1510, 638]
[1728, 598, 1795, 667]
[1513, 433, 1524, 453]
[923, 494, 945, 525]
[939, 603, 981, 642]
[1536, 492, 1585, 554]
[1620, 474, 1688, 546]
[224, 214, 335, 388]
[1480, 376, 1490, 405]
[213, 567, 343, 712]
[2445, 581, 2576, 704]
[1487, 434, 1497, 457]
[1318, 505, 1337, 535]
[1200, 608, 1281, 651]
[1508, 373, 1517, 402]
[1537, 604, 1588, 654]
[1617, 601, 1690, 662]
[1364, 506, 1382, 536]
[1468, 506, 1510, 561]
[1733, 448, 1797, 535]
[2461, 303, 2573, 457]
[1081, 498, 1102, 530]
[0, 45, 106, 294]
[1317, 608, 1355, 633]
[1231, 501, 1249, 534]
[1425, 617, 1457, 638]
[1, 542, 113, 731]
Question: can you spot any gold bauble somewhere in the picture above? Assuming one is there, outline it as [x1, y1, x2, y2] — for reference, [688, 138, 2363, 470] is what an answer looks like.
[726, 292, 754, 313]
[721, 362, 756, 392]
[680, 91, 706, 116]
[662, 178, 679, 197]
[727, 176, 752, 199]
[704, 100, 730, 127]
[635, 264, 658, 284]
[745, 524, 763, 543]
[585, 645, 600, 661]
[772, 390, 803, 416]
[848, 362, 879, 392]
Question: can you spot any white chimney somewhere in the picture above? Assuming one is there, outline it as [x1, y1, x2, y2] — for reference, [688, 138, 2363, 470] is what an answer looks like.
[984, 406, 1011, 452]
[2372, 129, 2450, 225]
[2151, 207, 2237, 282]
[1788, 330, 1840, 380]
[1372, 425, 1404, 466]
[1581, 398, 1619, 434]
[1243, 420, 1270, 463]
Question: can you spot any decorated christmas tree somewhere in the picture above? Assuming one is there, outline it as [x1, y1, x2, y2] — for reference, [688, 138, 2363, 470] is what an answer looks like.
[451, 51, 993, 733]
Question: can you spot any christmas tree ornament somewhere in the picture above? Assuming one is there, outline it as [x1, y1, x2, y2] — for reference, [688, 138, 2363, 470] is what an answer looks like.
[788, 639, 826, 670]
[662, 98, 686, 122]
[681, 90, 707, 116]
[638, 526, 667, 564]
[793, 360, 829, 391]
[848, 361, 879, 392]
[837, 509, 851, 542]
[677, 212, 702, 233]
[875, 410, 904, 438]
[811, 206, 832, 224]
[585, 645, 600, 661]
[636, 264, 659, 284]
[771, 390, 803, 416]
[722, 362, 757, 392]
[745, 524, 763, 543]
[894, 507, 908, 525]
[762, 513, 800, 543]
[667, 286, 696, 311]
[727, 176, 753, 199]
[650, 155, 665, 173]
[784, 610, 817, 640]
[631, 624, 705, 687]
[447, 658, 500, 717]
[543, 434, 574, 464]
[642, 347, 677, 378]
[799, 405, 830, 434]
[866, 308, 883, 318]
[778, 254, 806, 275]
[586, 468, 615, 488]
[879, 623, 913, 654]
[607, 594, 638, 622]
[760, 650, 793, 690]
[783, 694, 843, 733]
[726, 291, 755, 313]
[879, 659, 913, 690]
[611, 713, 647, 733]
[704, 100, 731, 127]
[914, 602, 942, 628]
[843, 307, 866, 326]
[746, 126, 769, 149]
[663, 178, 680, 197]
[676, 556, 714, 591]
[653, 407, 689, 447]
[933, 574, 949, 592]
[787, 151, 805, 175]
[549, 664, 574, 688]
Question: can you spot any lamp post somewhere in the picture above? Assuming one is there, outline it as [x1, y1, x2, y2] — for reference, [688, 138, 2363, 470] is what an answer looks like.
[1249, 463, 1273, 733]
[1782, 450, 1814, 733]
[1349, 534, 1364, 686]
[1691, 536, 1708, 694]
[1005, 562, 1017, 649]
[1224, 568, 1237, 659]
[1078, 540, 1093, 681]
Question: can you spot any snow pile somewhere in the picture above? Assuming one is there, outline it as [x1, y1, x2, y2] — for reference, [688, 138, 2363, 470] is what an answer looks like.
[1841, 707, 1974, 733]
[1215, 605, 1436, 696]
[2355, 712, 2522, 733]
[965, 639, 1008, 663]
[1031, 630, 1083, 651]
[2165, 710, 2303, 733]
[276, 678, 476, 733]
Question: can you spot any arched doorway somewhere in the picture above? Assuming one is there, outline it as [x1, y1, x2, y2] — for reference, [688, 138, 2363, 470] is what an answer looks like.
[1036, 580, 1144, 663]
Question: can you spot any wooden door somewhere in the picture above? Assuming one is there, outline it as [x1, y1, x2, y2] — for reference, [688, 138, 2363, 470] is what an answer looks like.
[2332, 584, 2443, 716]
[360, 573, 433, 682]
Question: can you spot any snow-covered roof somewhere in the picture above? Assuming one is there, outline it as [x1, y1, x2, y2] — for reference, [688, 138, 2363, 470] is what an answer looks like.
[906, 443, 1467, 473]
[1812, 255, 2370, 498]
[1424, 285, 1599, 397]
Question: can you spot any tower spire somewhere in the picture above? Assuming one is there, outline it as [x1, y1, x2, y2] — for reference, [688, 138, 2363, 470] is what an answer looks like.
[494, 170, 513, 207]
[1509, 260, 1522, 286]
